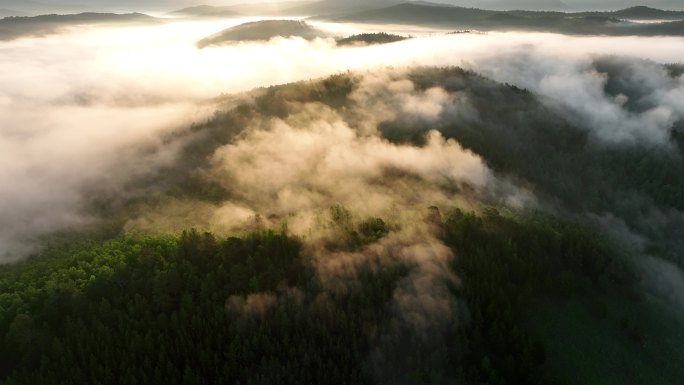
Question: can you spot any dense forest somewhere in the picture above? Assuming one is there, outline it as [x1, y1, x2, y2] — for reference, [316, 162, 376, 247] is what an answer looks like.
[2, 60, 683, 384]
[116, 63, 683, 267]
[0, 207, 644, 385]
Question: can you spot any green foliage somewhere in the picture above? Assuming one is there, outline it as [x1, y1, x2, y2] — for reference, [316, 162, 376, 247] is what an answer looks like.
[443, 208, 630, 385]
[529, 295, 684, 385]
[327, 205, 390, 250]
[357, 218, 389, 242]
[3, 65, 680, 384]
[0, 208, 639, 385]
[377, 65, 684, 266]
[330, 204, 353, 226]
[0, 230, 407, 385]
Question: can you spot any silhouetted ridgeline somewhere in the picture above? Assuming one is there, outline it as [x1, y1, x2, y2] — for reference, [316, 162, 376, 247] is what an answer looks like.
[580, 5, 684, 20]
[170, 5, 241, 18]
[332, 3, 684, 36]
[197, 20, 326, 47]
[0, 12, 158, 40]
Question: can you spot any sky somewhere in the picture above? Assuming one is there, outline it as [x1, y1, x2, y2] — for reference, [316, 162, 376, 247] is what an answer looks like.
[2, 0, 684, 14]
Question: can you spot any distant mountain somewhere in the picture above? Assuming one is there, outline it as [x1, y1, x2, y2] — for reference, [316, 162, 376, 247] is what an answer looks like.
[333, 3, 554, 27]
[171, 5, 237, 15]
[170, 2, 318, 17]
[579, 6, 684, 20]
[0, 0, 90, 14]
[283, 0, 402, 17]
[333, 3, 684, 35]
[0, 12, 158, 40]
[214, 2, 314, 16]
[197, 20, 326, 48]
[140, 1, 684, 19]
[446, 0, 684, 12]
[489, 0, 569, 11]
[170, 5, 241, 18]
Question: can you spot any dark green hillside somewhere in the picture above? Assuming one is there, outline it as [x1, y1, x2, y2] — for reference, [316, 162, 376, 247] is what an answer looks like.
[368, 66, 684, 264]
[1, 206, 655, 385]
[2, 63, 683, 384]
[108, 64, 684, 266]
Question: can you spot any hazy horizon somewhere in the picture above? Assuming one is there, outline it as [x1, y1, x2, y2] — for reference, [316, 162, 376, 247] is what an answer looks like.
[3, 0, 684, 15]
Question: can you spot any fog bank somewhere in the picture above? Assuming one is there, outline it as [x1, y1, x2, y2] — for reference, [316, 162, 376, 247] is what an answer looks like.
[1, 18, 683, 261]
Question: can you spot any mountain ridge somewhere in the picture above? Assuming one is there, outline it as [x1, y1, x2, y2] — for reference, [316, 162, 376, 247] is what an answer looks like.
[0, 12, 158, 40]
[197, 19, 326, 47]
[331, 2, 684, 35]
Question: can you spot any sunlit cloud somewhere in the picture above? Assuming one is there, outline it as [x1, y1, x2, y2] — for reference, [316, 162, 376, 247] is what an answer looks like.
[0, 17, 683, 259]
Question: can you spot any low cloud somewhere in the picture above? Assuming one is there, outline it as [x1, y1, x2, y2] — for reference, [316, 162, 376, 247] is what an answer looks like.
[0, 19, 682, 265]
[472, 51, 683, 146]
[2, 17, 684, 374]
[121, 71, 513, 370]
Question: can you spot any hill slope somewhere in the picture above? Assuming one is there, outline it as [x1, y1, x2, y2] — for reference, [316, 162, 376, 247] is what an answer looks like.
[335, 32, 408, 46]
[197, 20, 326, 47]
[0, 12, 157, 40]
[1, 64, 683, 384]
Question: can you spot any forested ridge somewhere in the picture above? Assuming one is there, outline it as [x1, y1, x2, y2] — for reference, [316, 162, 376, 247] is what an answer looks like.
[0, 208, 637, 385]
[2, 61, 683, 384]
[333, 3, 684, 36]
[126, 64, 684, 266]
